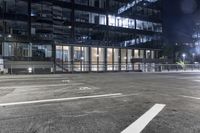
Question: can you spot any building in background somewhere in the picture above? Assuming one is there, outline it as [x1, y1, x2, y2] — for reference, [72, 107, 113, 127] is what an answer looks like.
[193, 20, 200, 61]
[0, 0, 163, 74]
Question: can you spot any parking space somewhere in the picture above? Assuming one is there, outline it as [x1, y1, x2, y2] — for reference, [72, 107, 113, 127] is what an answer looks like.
[0, 72, 200, 133]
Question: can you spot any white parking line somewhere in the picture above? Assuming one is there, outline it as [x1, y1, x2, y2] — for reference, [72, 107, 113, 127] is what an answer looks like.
[0, 83, 84, 89]
[179, 95, 200, 100]
[193, 80, 200, 82]
[0, 78, 69, 82]
[121, 104, 166, 133]
[0, 93, 122, 107]
[79, 87, 92, 90]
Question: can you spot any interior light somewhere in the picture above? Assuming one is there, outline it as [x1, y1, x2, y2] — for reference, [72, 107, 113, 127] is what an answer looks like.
[7, 34, 12, 38]
[28, 67, 33, 73]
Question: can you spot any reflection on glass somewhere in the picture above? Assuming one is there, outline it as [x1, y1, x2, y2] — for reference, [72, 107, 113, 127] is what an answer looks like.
[121, 49, 127, 70]
[73, 47, 89, 72]
[127, 49, 132, 70]
[99, 48, 105, 71]
[134, 49, 139, 58]
[114, 49, 119, 71]
[56, 46, 62, 63]
[82, 47, 89, 71]
[140, 50, 144, 58]
[146, 50, 151, 59]
[56, 45, 71, 72]
[107, 48, 113, 71]
[74, 47, 81, 71]
[151, 51, 154, 59]
[63, 46, 71, 72]
[134, 63, 141, 71]
[91, 47, 98, 71]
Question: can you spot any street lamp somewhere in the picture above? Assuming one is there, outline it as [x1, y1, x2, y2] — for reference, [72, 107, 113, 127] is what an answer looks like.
[192, 53, 195, 63]
[182, 53, 186, 63]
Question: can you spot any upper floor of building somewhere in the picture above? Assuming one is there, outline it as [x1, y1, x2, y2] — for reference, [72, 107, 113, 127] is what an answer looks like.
[0, 0, 163, 48]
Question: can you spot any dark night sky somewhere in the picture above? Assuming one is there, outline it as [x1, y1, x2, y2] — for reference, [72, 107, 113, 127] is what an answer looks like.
[163, 0, 200, 43]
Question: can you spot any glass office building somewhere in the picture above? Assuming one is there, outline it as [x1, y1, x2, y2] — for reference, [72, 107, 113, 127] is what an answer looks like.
[0, 0, 163, 73]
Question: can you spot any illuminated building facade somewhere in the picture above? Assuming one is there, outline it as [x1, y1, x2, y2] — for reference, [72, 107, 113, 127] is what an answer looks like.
[0, 0, 163, 73]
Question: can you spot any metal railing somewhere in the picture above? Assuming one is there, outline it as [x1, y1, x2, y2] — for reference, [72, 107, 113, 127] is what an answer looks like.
[0, 62, 200, 74]
[1, 63, 54, 74]
[141, 64, 200, 72]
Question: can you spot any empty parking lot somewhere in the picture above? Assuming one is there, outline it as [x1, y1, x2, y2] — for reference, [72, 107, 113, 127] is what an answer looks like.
[0, 72, 200, 133]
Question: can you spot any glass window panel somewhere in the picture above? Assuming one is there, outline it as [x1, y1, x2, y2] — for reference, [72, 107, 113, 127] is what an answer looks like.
[146, 50, 151, 59]
[74, 47, 81, 71]
[123, 18, 129, 28]
[107, 48, 113, 71]
[56, 45, 71, 72]
[56, 46, 63, 72]
[63, 46, 70, 62]
[114, 48, 119, 71]
[121, 49, 126, 63]
[16, 43, 32, 57]
[151, 51, 155, 59]
[134, 63, 141, 71]
[134, 49, 139, 58]
[127, 49, 132, 70]
[89, 13, 99, 24]
[128, 19, 135, 28]
[75, 0, 88, 6]
[140, 50, 144, 58]
[75, 10, 89, 23]
[99, 15, 106, 25]
[32, 45, 52, 59]
[3, 42, 31, 57]
[116, 17, 123, 27]
[63, 46, 71, 72]
[108, 15, 116, 26]
[99, 48, 105, 71]
[136, 20, 143, 30]
[91, 47, 98, 71]
[56, 46, 63, 62]
[3, 42, 15, 56]
[82, 47, 89, 71]
[121, 49, 127, 70]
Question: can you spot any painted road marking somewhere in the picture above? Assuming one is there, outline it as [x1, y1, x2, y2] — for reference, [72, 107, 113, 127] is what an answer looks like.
[0, 83, 84, 89]
[193, 80, 200, 82]
[79, 87, 92, 90]
[121, 104, 166, 133]
[179, 95, 200, 100]
[62, 80, 70, 83]
[0, 93, 122, 107]
[0, 78, 69, 82]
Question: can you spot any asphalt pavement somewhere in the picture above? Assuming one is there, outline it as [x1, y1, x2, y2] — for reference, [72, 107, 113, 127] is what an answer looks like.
[0, 72, 200, 133]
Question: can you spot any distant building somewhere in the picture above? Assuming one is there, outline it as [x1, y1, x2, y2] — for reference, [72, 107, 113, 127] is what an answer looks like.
[0, 0, 163, 73]
[193, 21, 200, 55]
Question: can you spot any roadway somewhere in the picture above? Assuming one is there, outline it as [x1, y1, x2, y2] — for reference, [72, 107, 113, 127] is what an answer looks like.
[0, 72, 200, 133]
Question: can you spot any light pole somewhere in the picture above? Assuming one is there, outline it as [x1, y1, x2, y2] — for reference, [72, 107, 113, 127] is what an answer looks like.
[192, 53, 195, 63]
[182, 53, 186, 63]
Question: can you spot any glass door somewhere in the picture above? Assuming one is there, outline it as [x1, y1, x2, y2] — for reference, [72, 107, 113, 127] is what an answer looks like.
[56, 45, 71, 72]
